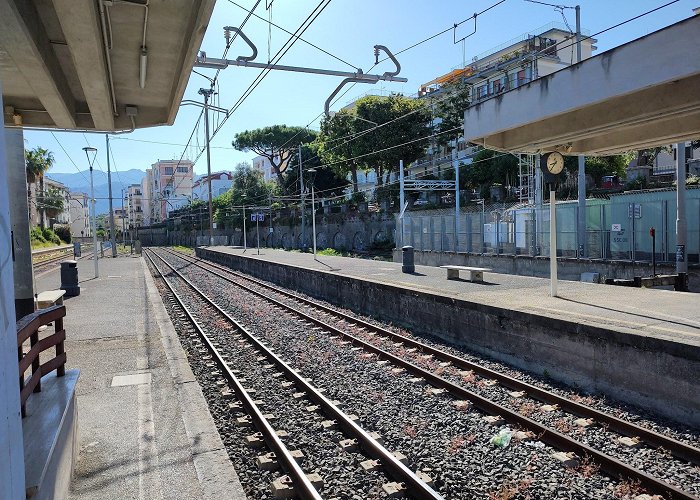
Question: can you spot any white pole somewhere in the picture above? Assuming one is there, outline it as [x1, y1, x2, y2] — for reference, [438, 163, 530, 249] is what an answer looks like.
[106, 134, 117, 257]
[676, 142, 688, 279]
[90, 165, 99, 278]
[311, 183, 317, 259]
[550, 189, 557, 297]
[256, 215, 260, 255]
[242, 205, 247, 251]
[454, 148, 460, 252]
[399, 159, 405, 247]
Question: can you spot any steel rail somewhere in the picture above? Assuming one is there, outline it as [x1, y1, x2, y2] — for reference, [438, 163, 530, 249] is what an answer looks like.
[171, 249, 700, 467]
[162, 248, 698, 500]
[145, 250, 323, 500]
[148, 249, 443, 500]
[169, 250, 700, 465]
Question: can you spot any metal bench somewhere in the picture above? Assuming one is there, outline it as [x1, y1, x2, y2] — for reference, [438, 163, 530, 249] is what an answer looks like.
[440, 265, 492, 282]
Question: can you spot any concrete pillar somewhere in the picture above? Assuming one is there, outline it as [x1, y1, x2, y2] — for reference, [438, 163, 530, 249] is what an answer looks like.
[577, 155, 586, 257]
[0, 83, 27, 500]
[5, 127, 34, 319]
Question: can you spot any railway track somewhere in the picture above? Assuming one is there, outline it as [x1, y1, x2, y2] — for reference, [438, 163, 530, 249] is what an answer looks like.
[156, 246, 700, 500]
[145, 249, 442, 499]
[32, 245, 95, 276]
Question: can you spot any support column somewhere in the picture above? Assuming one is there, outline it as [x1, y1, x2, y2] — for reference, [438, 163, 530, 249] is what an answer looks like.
[0, 83, 27, 500]
[577, 155, 586, 257]
[5, 127, 34, 319]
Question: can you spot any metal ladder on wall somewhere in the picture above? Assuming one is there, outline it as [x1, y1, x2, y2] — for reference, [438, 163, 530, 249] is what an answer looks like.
[518, 154, 535, 204]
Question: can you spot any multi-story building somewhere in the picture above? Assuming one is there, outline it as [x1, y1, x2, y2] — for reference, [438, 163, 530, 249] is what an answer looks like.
[68, 192, 90, 237]
[412, 23, 597, 198]
[252, 154, 290, 183]
[126, 184, 144, 229]
[148, 159, 193, 222]
[192, 171, 233, 201]
[29, 177, 72, 227]
[141, 168, 153, 226]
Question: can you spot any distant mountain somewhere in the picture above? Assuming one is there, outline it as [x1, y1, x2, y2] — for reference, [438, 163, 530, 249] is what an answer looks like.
[46, 168, 146, 215]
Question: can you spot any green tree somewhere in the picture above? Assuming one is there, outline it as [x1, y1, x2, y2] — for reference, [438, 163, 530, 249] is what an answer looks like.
[232, 125, 317, 188]
[353, 95, 430, 187]
[284, 142, 349, 200]
[318, 111, 372, 193]
[583, 155, 630, 187]
[25, 147, 55, 229]
[431, 79, 471, 148]
[214, 162, 277, 229]
[41, 187, 65, 223]
[464, 149, 519, 198]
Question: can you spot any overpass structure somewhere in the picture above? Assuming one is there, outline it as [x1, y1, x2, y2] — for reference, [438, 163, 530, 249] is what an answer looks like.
[0, 1, 215, 498]
[463, 13, 699, 286]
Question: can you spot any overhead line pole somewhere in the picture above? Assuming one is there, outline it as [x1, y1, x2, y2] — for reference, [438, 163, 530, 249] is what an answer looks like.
[106, 134, 117, 257]
[199, 87, 215, 246]
[575, 4, 586, 259]
[299, 145, 306, 251]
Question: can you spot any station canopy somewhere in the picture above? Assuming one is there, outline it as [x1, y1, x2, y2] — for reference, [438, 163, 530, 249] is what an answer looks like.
[0, 0, 215, 131]
[463, 14, 700, 156]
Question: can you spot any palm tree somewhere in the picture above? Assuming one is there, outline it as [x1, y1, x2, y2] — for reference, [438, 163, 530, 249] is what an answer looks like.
[25, 147, 55, 229]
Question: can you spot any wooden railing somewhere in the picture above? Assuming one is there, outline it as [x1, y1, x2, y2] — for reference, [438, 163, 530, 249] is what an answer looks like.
[16, 305, 67, 417]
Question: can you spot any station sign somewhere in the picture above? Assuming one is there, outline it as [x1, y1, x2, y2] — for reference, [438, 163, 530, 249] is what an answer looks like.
[251, 213, 265, 222]
[611, 223, 622, 232]
[628, 203, 642, 219]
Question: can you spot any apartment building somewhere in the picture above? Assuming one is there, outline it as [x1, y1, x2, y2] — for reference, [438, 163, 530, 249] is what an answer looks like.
[147, 159, 194, 223]
[192, 171, 233, 201]
[252, 154, 290, 183]
[68, 192, 90, 237]
[412, 23, 597, 190]
[141, 168, 153, 226]
[29, 177, 71, 227]
[126, 183, 144, 229]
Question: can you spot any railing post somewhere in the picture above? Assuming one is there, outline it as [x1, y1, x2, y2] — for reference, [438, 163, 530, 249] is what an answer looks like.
[30, 328, 41, 393]
[18, 341, 25, 418]
[56, 316, 65, 377]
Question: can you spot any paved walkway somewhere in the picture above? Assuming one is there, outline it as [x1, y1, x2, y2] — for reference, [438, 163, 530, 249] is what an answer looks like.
[207, 247, 700, 347]
[36, 255, 245, 500]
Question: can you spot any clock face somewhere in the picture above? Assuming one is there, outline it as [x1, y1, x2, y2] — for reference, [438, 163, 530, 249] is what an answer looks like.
[546, 152, 564, 175]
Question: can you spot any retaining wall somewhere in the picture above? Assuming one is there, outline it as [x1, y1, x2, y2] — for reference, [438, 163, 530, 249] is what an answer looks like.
[197, 247, 700, 426]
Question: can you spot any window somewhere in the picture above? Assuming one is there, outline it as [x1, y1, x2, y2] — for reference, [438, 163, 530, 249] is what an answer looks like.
[492, 80, 502, 93]
[517, 70, 526, 86]
[164, 167, 173, 175]
[177, 166, 189, 173]
[477, 84, 488, 99]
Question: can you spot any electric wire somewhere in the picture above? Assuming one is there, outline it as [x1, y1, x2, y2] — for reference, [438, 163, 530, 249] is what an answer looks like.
[48, 132, 90, 184]
[191, 0, 333, 168]
[226, 0, 359, 70]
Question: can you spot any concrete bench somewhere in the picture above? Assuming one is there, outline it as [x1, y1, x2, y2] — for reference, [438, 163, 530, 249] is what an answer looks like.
[36, 290, 66, 309]
[440, 265, 492, 282]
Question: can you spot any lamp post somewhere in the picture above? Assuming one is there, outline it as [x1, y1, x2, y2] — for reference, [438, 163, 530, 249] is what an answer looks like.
[477, 199, 485, 253]
[308, 168, 318, 259]
[83, 146, 99, 278]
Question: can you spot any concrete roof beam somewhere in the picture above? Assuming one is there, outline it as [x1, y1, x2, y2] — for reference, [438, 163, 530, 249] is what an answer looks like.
[0, 0, 76, 128]
[52, 0, 114, 131]
[464, 15, 700, 156]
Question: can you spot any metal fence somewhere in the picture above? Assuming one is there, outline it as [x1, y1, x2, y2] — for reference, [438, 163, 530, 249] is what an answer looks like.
[397, 196, 700, 263]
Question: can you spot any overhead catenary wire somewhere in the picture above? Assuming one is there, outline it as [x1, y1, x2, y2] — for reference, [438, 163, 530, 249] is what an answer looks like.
[49, 132, 90, 184]
[177, 0, 681, 212]
[189, 0, 333, 168]
[226, 0, 360, 70]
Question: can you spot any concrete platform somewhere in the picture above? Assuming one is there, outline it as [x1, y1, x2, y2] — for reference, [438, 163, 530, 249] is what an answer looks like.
[197, 246, 700, 427]
[36, 256, 246, 500]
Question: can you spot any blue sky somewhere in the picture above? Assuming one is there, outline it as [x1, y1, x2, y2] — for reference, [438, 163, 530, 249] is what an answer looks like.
[27, 0, 697, 190]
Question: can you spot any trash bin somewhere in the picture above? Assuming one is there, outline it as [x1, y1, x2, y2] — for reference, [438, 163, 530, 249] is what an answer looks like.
[60, 260, 80, 297]
[401, 245, 415, 274]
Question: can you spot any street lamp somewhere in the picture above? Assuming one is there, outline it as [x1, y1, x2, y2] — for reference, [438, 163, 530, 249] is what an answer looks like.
[307, 168, 318, 260]
[82, 146, 99, 278]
